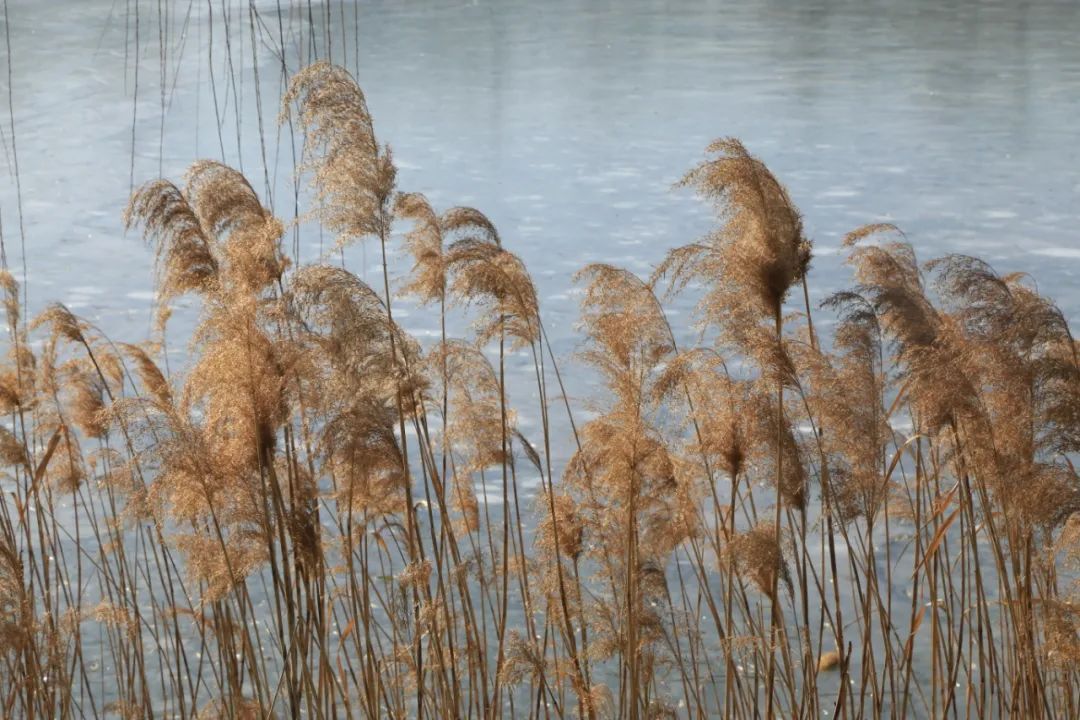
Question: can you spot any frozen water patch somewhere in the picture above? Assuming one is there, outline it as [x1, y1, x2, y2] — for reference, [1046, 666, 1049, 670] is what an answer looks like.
[393, 158, 422, 171]
[517, 474, 543, 491]
[125, 290, 156, 301]
[891, 419, 915, 433]
[1031, 247, 1080, 259]
[819, 187, 860, 199]
[476, 481, 504, 506]
[984, 209, 1018, 220]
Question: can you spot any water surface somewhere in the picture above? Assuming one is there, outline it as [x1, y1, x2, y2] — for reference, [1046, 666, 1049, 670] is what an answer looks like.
[0, 0, 1078, 714]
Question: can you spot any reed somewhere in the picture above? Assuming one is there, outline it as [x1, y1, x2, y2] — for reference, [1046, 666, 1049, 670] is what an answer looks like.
[0, 63, 1078, 719]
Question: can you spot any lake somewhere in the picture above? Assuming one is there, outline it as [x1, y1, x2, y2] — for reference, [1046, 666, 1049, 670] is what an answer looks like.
[1, 0, 1078, 716]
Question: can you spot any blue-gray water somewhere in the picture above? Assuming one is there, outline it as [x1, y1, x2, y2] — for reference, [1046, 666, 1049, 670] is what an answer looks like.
[1, 0, 1078, 715]
[5, 0, 1079, 347]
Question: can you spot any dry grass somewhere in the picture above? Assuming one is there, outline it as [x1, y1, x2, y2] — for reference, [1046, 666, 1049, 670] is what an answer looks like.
[0, 62, 1079, 719]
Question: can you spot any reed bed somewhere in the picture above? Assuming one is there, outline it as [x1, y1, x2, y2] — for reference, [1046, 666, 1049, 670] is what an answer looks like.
[0, 62, 1079, 719]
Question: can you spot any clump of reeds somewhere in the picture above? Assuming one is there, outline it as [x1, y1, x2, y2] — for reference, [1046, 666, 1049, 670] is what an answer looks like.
[1, 61, 1079, 720]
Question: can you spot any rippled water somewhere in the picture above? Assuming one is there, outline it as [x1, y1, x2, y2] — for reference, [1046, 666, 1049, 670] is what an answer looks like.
[1, 0, 1078, 714]
[5, 0, 1079, 347]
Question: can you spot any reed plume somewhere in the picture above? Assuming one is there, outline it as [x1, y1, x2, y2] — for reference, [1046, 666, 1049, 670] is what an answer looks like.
[395, 192, 448, 306]
[655, 137, 810, 328]
[445, 209, 539, 349]
[281, 61, 396, 251]
[563, 263, 692, 719]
